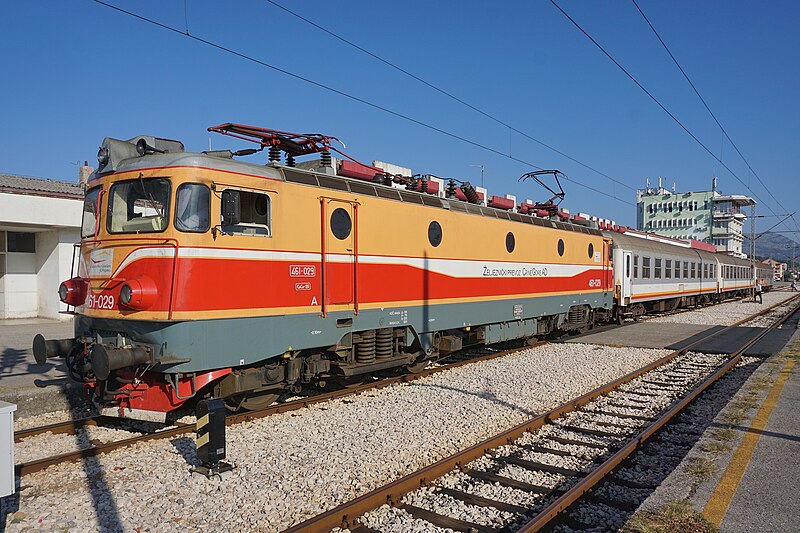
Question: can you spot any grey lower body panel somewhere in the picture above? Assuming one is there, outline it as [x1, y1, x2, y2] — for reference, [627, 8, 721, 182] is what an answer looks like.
[75, 291, 612, 373]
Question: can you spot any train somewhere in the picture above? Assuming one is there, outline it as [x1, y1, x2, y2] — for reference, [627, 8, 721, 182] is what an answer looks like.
[32, 124, 769, 422]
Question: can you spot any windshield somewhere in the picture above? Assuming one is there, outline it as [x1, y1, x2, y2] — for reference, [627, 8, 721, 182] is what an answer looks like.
[81, 187, 101, 238]
[107, 178, 171, 233]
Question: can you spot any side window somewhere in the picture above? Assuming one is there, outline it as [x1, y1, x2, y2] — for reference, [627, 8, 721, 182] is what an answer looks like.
[428, 221, 442, 247]
[683, 261, 689, 278]
[81, 187, 101, 238]
[330, 208, 352, 240]
[674, 260, 680, 279]
[175, 183, 210, 233]
[691, 262, 696, 279]
[222, 189, 271, 236]
[633, 255, 639, 278]
[642, 257, 651, 278]
[665, 259, 672, 279]
[655, 258, 662, 279]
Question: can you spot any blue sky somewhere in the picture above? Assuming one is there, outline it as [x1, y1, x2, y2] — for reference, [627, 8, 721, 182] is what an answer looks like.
[1, 0, 798, 236]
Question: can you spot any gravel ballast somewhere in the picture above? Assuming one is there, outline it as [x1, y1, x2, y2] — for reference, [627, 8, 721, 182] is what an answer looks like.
[647, 291, 795, 326]
[2, 343, 671, 532]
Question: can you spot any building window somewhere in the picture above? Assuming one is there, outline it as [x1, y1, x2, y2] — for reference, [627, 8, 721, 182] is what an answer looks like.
[7, 232, 36, 253]
[642, 257, 651, 278]
[665, 259, 672, 278]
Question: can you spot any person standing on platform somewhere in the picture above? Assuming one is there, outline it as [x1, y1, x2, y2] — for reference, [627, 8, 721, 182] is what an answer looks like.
[791, 279, 797, 291]
[755, 281, 763, 304]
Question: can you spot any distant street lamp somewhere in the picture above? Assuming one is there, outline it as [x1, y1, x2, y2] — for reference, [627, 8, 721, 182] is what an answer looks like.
[469, 164, 485, 188]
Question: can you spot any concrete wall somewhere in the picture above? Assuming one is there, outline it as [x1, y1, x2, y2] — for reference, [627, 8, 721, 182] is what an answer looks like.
[35, 228, 80, 319]
[0, 191, 82, 319]
[0, 192, 82, 227]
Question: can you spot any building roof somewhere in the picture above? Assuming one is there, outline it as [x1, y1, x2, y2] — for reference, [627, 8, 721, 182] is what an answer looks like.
[0, 173, 84, 199]
[714, 194, 756, 206]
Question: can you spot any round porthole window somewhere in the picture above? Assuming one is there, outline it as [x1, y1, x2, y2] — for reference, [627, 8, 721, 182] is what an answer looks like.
[506, 232, 515, 253]
[588, 243, 594, 259]
[428, 221, 442, 247]
[330, 208, 352, 240]
[557, 239, 565, 257]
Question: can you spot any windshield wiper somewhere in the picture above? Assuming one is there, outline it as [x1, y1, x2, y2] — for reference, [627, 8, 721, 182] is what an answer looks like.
[137, 173, 164, 217]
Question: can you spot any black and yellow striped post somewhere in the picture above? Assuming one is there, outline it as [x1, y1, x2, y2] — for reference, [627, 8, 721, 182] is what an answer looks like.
[191, 398, 234, 479]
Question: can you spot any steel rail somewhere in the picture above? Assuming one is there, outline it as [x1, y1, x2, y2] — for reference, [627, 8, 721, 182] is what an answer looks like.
[284, 295, 800, 532]
[14, 341, 545, 477]
[517, 297, 800, 531]
[14, 294, 796, 478]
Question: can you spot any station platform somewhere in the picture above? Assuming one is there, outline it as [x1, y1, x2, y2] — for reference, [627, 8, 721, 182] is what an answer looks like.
[0, 318, 82, 417]
[564, 319, 797, 357]
[708, 348, 800, 531]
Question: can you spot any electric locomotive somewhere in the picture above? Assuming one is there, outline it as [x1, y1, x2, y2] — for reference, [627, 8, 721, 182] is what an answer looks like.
[33, 124, 614, 421]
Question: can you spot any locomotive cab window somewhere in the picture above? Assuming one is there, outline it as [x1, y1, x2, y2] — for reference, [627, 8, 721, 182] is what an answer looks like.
[82, 186, 101, 238]
[107, 177, 170, 234]
[221, 189, 271, 236]
[175, 183, 210, 233]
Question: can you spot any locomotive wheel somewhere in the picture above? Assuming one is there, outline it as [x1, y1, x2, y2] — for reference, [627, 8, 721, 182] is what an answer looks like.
[405, 358, 431, 373]
[328, 375, 367, 389]
[224, 392, 279, 412]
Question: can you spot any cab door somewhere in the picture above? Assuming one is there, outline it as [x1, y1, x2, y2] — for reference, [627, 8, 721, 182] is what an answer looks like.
[321, 199, 357, 315]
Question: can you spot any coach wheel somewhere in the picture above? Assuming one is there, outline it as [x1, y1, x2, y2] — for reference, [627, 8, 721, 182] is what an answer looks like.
[616, 312, 625, 325]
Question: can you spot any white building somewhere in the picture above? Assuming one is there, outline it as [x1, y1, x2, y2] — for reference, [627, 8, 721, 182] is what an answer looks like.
[0, 174, 84, 320]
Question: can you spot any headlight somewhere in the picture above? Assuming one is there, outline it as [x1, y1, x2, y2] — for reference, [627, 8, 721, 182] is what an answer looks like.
[97, 146, 109, 166]
[120, 284, 132, 305]
[118, 277, 158, 310]
[58, 278, 88, 307]
[59, 283, 69, 302]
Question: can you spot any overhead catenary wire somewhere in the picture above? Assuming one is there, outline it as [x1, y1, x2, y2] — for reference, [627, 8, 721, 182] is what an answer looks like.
[264, 0, 636, 194]
[89, 0, 634, 206]
[629, 0, 800, 237]
[548, 0, 789, 226]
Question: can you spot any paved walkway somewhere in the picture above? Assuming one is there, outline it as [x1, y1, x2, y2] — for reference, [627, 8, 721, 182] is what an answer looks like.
[0, 318, 81, 417]
[705, 351, 800, 531]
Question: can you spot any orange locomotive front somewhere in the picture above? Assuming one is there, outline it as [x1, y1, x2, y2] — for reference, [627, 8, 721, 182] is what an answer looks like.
[33, 125, 613, 421]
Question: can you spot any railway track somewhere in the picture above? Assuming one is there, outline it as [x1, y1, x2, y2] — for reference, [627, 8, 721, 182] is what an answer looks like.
[13, 341, 543, 477]
[284, 297, 800, 532]
[13, 293, 793, 479]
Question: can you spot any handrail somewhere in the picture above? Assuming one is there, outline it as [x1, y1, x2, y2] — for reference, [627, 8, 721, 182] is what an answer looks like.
[72, 236, 180, 319]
